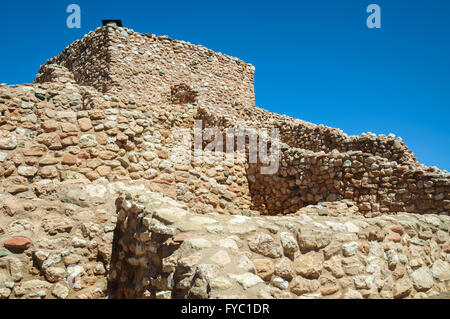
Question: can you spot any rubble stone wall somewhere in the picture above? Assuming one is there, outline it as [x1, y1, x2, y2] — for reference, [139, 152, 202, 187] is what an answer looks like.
[0, 79, 449, 217]
[248, 148, 450, 216]
[36, 28, 113, 92]
[0, 82, 253, 216]
[275, 121, 417, 165]
[0, 181, 122, 299]
[197, 103, 417, 165]
[195, 107, 449, 215]
[37, 26, 256, 109]
[1, 182, 448, 299]
[26, 26, 450, 217]
[109, 192, 450, 299]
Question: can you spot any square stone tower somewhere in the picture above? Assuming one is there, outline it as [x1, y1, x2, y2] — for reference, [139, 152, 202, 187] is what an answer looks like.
[36, 25, 256, 109]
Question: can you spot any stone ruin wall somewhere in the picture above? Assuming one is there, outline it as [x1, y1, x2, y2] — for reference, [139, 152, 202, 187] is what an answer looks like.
[3, 27, 450, 219]
[195, 108, 450, 216]
[0, 81, 254, 216]
[38, 25, 256, 110]
[248, 148, 450, 216]
[0, 181, 448, 299]
[37, 28, 113, 92]
[275, 120, 417, 165]
[0, 25, 449, 299]
[193, 96, 417, 165]
[30, 25, 450, 217]
[110, 190, 450, 299]
[0, 180, 119, 299]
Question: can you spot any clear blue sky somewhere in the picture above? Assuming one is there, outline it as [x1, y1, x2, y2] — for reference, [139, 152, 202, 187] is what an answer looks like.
[1, 0, 449, 170]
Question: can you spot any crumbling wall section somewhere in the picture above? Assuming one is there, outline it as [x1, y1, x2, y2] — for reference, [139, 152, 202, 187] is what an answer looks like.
[248, 148, 450, 216]
[35, 27, 113, 92]
[37, 26, 256, 110]
[2, 183, 448, 300]
[276, 122, 417, 165]
[108, 192, 450, 299]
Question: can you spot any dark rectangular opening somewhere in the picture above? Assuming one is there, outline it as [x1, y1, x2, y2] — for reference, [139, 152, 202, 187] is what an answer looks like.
[102, 20, 123, 27]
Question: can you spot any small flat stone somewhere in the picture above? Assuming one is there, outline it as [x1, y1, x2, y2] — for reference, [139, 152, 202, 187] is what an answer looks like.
[0, 133, 17, 150]
[294, 251, 324, 278]
[389, 225, 404, 234]
[52, 283, 69, 299]
[411, 267, 434, 291]
[35, 93, 46, 100]
[185, 238, 212, 250]
[230, 273, 264, 289]
[78, 118, 93, 132]
[0, 152, 8, 162]
[154, 207, 188, 224]
[432, 260, 450, 281]
[254, 259, 275, 280]
[297, 228, 332, 250]
[17, 166, 38, 177]
[248, 232, 282, 258]
[4, 237, 32, 250]
[21, 101, 34, 109]
[23, 145, 47, 156]
[344, 222, 359, 233]
[210, 277, 232, 290]
[210, 250, 231, 266]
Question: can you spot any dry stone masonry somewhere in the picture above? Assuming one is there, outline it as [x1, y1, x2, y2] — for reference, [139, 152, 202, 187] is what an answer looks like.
[0, 24, 448, 299]
[110, 192, 449, 299]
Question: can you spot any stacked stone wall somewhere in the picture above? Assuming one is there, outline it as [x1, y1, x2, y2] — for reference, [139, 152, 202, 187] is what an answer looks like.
[198, 103, 417, 165]
[248, 148, 450, 216]
[1, 182, 448, 299]
[37, 26, 255, 110]
[36, 28, 113, 92]
[0, 81, 253, 216]
[1, 80, 448, 217]
[0, 181, 121, 299]
[109, 192, 450, 299]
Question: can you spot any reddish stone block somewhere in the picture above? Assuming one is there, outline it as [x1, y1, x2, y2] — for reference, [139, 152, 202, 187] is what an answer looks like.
[4, 237, 32, 250]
